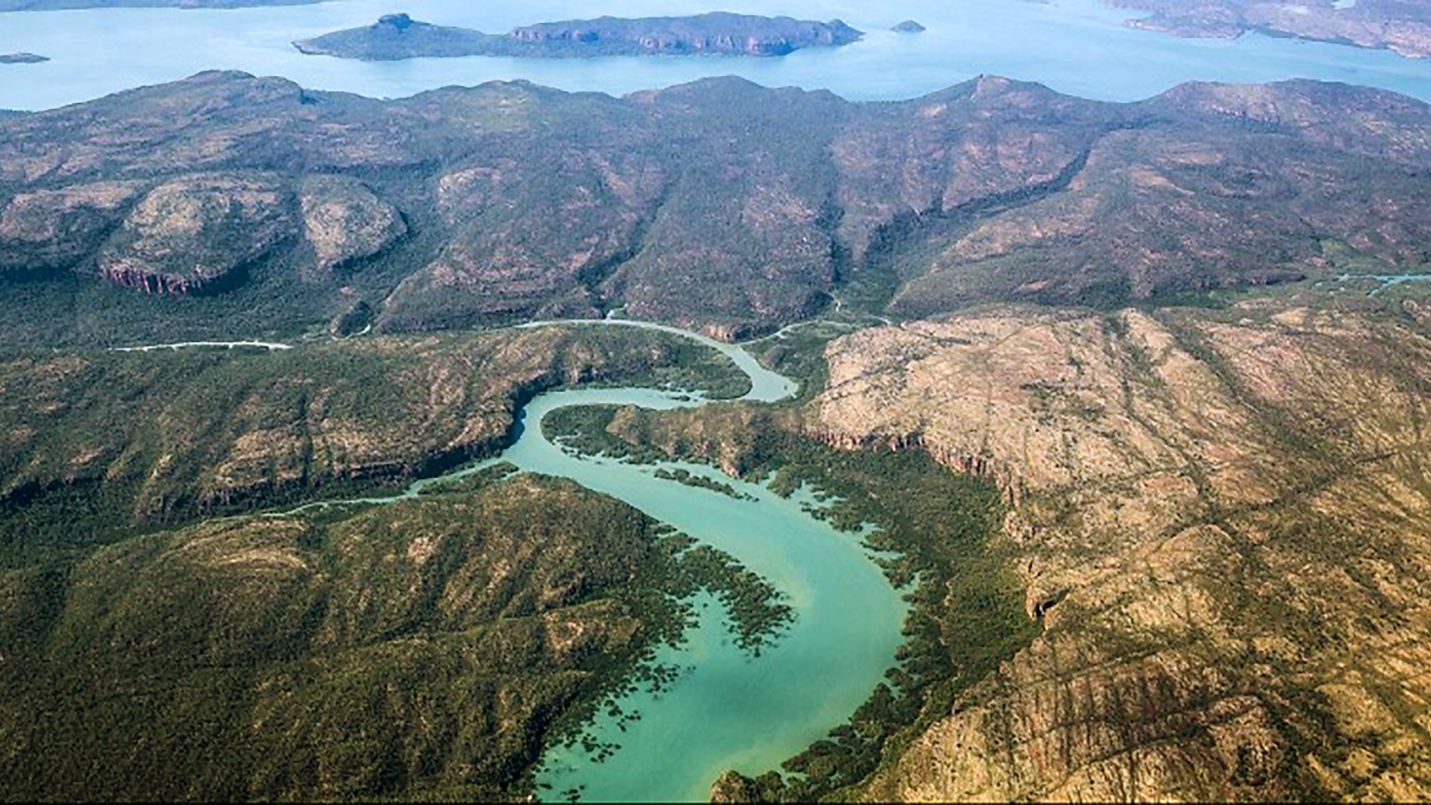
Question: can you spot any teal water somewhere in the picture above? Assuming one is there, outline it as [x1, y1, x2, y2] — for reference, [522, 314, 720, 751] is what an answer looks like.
[266, 320, 907, 802]
[517, 390, 906, 802]
[3, 0, 1431, 110]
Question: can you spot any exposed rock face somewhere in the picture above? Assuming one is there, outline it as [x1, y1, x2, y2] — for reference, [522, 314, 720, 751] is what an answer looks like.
[710, 770, 763, 803]
[0, 181, 144, 272]
[814, 301, 1431, 801]
[299, 175, 405, 272]
[97, 174, 296, 294]
[830, 75, 1113, 266]
[507, 13, 863, 56]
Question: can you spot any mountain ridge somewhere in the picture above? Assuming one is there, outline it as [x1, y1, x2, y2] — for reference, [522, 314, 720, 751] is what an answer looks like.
[4, 70, 1431, 345]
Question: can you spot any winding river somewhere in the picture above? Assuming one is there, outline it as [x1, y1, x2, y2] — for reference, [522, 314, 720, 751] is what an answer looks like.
[269, 319, 909, 802]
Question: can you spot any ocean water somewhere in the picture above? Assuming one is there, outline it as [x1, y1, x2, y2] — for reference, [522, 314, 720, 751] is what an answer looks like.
[2, 0, 1430, 110]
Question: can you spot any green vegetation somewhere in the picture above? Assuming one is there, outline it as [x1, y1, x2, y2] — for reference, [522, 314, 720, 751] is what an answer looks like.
[11, 71, 1428, 346]
[415, 461, 520, 496]
[0, 474, 791, 802]
[0, 323, 746, 568]
[540, 402, 1039, 801]
[651, 467, 755, 501]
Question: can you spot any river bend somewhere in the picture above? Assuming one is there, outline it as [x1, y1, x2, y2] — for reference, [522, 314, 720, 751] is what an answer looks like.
[277, 319, 908, 802]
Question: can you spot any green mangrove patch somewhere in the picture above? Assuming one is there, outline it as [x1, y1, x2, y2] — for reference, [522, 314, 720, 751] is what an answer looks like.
[0, 473, 792, 803]
[538, 402, 1039, 800]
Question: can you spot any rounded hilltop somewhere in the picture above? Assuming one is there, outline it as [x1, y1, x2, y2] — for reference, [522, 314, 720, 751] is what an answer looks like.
[891, 20, 926, 33]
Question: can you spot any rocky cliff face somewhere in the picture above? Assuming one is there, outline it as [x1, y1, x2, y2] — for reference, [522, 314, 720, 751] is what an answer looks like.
[98, 174, 296, 294]
[293, 12, 862, 61]
[814, 299, 1431, 800]
[0, 325, 720, 530]
[508, 13, 862, 56]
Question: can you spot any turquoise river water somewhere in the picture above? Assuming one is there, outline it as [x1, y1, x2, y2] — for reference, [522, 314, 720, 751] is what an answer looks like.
[270, 319, 908, 802]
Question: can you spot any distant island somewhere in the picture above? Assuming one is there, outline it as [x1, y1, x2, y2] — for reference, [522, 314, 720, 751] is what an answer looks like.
[0, 0, 318, 9]
[0, 52, 48, 63]
[891, 20, 926, 33]
[1110, 0, 1431, 59]
[293, 12, 863, 60]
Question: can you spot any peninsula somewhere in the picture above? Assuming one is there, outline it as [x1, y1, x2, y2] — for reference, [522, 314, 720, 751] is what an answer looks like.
[0, 52, 48, 63]
[293, 11, 863, 60]
[1110, 0, 1431, 59]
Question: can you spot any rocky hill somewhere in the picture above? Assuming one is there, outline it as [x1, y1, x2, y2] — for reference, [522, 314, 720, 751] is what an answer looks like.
[0, 473, 749, 801]
[4, 72, 1431, 344]
[811, 295, 1431, 800]
[293, 12, 863, 60]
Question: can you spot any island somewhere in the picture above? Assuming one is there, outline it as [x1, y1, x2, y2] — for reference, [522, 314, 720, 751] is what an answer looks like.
[293, 11, 864, 60]
[1110, 0, 1431, 59]
[0, 52, 48, 63]
[891, 20, 926, 33]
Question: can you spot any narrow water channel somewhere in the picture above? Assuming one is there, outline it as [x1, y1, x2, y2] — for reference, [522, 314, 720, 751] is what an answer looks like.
[279, 320, 910, 802]
[506, 322, 906, 802]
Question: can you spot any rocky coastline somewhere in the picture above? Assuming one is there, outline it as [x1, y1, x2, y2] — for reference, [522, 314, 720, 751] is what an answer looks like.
[293, 11, 863, 60]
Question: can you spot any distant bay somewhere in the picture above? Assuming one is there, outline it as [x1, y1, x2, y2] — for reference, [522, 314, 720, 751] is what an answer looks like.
[2, 0, 1430, 110]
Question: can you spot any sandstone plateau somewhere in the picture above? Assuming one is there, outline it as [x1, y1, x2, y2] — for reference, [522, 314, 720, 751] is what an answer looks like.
[292, 12, 863, 60]
[811, 299, 1431, 800]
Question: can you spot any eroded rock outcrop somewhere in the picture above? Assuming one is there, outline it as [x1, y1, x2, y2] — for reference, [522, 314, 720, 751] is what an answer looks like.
[0, 181, 144, 272]
[293, 12, 862, 60]
[5, 71, 1431, 341]
[1112, 0, 1431, 60]
[97, 174, 296, 294]
[299, 175, 405, 272]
